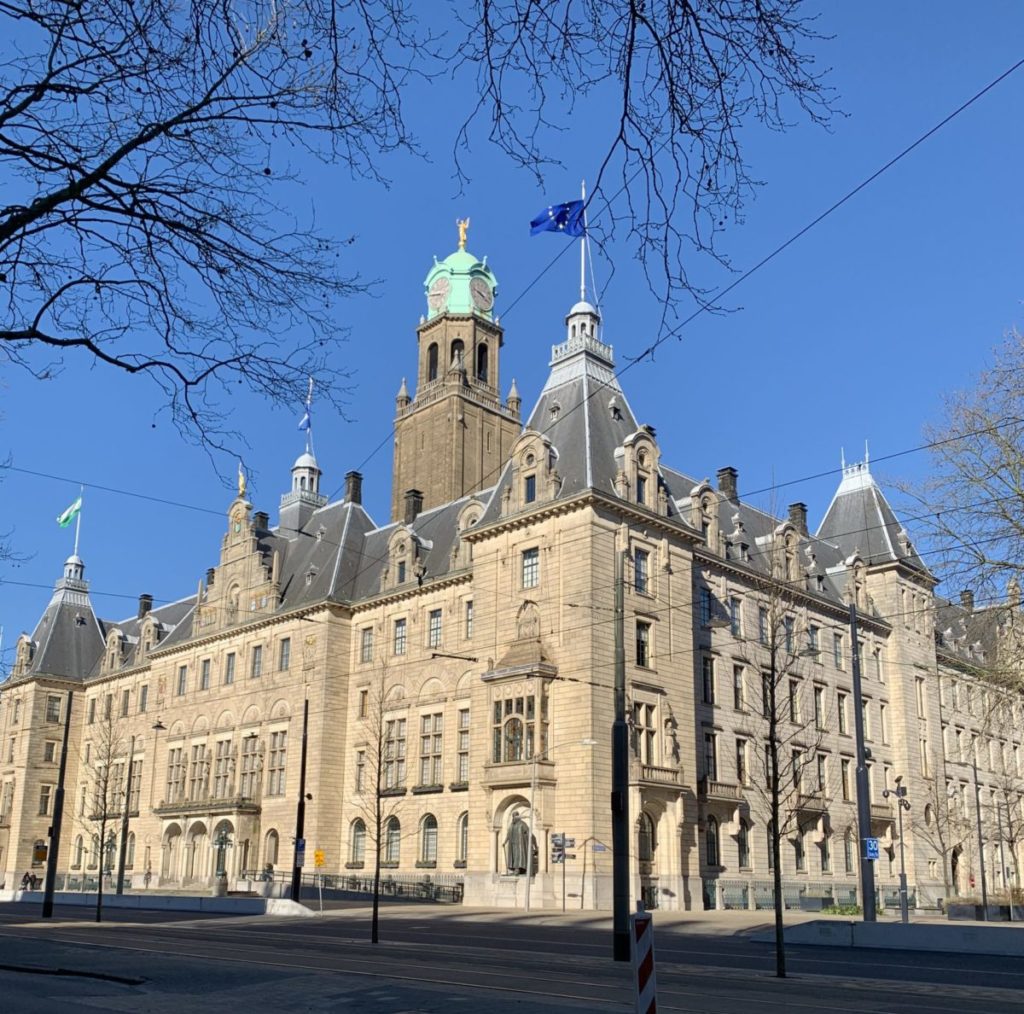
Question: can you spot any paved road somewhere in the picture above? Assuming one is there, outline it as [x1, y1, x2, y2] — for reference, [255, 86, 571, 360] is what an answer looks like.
[1, 902, 1023, 1011]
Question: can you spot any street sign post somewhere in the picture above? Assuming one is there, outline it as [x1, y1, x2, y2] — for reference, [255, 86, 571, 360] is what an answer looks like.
[313, 848, 325, 914]
[295, 837, 306, 868]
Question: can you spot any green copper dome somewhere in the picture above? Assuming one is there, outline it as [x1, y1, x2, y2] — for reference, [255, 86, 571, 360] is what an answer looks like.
[423, 236, 499, 322]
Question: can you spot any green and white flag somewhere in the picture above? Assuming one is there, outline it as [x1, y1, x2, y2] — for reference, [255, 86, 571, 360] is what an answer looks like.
[56, 496, 82, 528]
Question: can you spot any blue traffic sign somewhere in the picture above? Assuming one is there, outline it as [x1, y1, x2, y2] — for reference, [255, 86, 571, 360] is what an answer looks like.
[864, 837, 880, 861]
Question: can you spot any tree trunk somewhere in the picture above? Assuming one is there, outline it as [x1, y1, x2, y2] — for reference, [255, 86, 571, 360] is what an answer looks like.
[95, 815, 106, 923]
[769, 648, 786, 978]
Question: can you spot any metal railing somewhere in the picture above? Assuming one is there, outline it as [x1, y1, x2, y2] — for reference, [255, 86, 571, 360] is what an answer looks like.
[241, 869, 465, 904]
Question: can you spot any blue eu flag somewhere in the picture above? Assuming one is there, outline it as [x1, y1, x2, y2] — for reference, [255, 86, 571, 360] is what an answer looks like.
[530, 200, 586, 237]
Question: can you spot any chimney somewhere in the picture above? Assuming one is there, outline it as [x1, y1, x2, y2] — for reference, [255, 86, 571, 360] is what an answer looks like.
[717, 466, 738, 501]
[788, 502, 809, 537]
[253, 510, 269, 531]
[137, 593, 153, 619]
[404, 488, 424, 526]
[206, 567, 216, 589]
[960, 589, 974, 612]
[345, 470, 363, 505]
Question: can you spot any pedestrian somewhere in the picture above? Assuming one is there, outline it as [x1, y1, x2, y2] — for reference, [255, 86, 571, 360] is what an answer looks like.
[20, 871, 30, 890]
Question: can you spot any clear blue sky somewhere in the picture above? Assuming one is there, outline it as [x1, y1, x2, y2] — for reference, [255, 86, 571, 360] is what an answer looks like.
[2, 3, 1023, 666]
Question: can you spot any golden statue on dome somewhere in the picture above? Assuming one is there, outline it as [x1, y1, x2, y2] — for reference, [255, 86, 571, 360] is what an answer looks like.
[456, 217, 470, 250]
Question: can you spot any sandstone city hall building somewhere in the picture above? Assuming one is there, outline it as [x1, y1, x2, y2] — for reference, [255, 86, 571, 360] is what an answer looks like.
[2, 229, 1022, 912]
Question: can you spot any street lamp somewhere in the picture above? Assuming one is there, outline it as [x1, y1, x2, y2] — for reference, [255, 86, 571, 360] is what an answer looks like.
[214, 828, 234, 880]
[882, 775, 911, 923]
[525, 736, 597, 913]
[116, 733, 137, 894]
[971, 761, 990, 920]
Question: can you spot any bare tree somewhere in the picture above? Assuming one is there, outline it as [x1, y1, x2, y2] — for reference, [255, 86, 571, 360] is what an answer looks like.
[80, 695, 127, 922]
[901, 331, 1024, 603]
[1, 1, 833, 451]
[350, 659, 406, 944]
[912, 766, 970, 904]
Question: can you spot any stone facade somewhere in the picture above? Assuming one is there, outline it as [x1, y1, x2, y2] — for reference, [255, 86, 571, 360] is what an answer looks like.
[1, 237, 1022, 912]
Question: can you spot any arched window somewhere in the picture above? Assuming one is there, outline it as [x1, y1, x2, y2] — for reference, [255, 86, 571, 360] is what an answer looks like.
[476, 343, 488, 383]
[450, 339, 464, 369]
[767, 821, 775, 872]
[706, 816, 720, 867]
[265, 829, 279, 866]
[638, 812, 656, 862]
[456, 812, 469, 863]
[126, 832, 136, 869]
[737, 820, 751, 869]
[90, 834, 100, 870]
[844, 828, 855, 874]
[420, 814, 438, 863]
[350, 819, 366, 864]
[427, 342, 438, 381]
[73, 835, 84, 869]
[385, 817, 401, 863]
[794, 826, 806, 871]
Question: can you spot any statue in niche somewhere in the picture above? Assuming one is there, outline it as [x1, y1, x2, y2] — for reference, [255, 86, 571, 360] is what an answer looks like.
[504, 811, 530, 875]
[664, 711, 680, 765]
[516, 602, 540, 640]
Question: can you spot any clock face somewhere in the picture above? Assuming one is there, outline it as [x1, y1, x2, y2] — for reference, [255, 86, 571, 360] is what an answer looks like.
[428, 277, 450, 311]
[470, 277, 493, 311]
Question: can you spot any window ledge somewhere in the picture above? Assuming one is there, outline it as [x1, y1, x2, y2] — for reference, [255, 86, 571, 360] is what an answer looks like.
[380, 861, 399, 869]
[344, 861, 365, 870]
[415, 860, 437, 869]
[449, 781, 469, 793]
[412, 784, 444, 795]
[380, 787, 407, 798]
[453, 859, 467, 869]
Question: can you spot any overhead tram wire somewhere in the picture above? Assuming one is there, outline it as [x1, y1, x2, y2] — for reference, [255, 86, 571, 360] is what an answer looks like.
[7, 57, 1024, 609]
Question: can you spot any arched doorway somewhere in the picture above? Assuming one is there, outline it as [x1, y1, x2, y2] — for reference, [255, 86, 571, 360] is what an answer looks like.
[162, 824, 182, 881]
[212, 820, 235, 879]
[951, 845, 963, 896]
[186, 821, 209, 883]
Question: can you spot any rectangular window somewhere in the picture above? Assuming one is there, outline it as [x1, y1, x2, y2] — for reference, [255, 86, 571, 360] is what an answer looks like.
[384, 718, 407, 788]
[457, 708, 470, 783]
[833, 632, 844, 669]
[355, 750, 366, 792]
[634, 548, 650, 595]
[393, 618, 407, 655]
[920, 738, 930, 778]
[808, 625, 820, 656]
[816, 753, 827, 792]
[735, 738, 748, 785]
[428, 609, 443, 649]
[794, 830, 806, 872]
[224, 653, 236, 685]
[915, 677, 926, 718]
[791, 749, 803, 791]
[213, 740, 232, 798]
[841, 758, 852, 801]
[358, 688, 369, 718]
[784, 616, 794, 654]
[119, 688, 129, 716]
[465, 600, 474, 639]
[492, 694, 540, 763]
[176, 665, 187, 696]
[188, 743, 208, 801]
[267, 731, 288, 795]
[129, 759, 142, 812]
[360, 627, 374, 663]
[522, 547, 540, 589]
[7, 737, 13, 763]
[880, 703, 889, 744]
[761, 673, 772, 717]
[789, 680, 800, 723]
[633, 702, 657, 765]
[397, 560, 407, 584]
[166, 747, 185, 802]
[635, 621, 651, 668]
[139, 685, 148, 713]
[524, 474, 536, 503]
[44, 741, 57, 763]
[758, 607, 769, 645]
[251, 645, 263, 678]
[239, 737, 259, 798]
[636, 474, 647, 505]
[733, 665, 745, 711]
[45, 695, 62, 723]
[862, 698, 871, 740]
[419, 713, 443, 785]
[87, 699, 96, 725]
[844, 834, 855, 874]
[838, 692, 848, 735]
[200, 659, 211, 691]
[699, 588, 712, 627]
[104, 694, 112, 720]
[874, 648, 884, 683]
[814, 686, 825, 729]
[38, 784, 52, 816]
[279, 637, 291, 671]
[702, 657, 715, 705]
[729, 596, 742, 637]
[703, 732, 718, 781]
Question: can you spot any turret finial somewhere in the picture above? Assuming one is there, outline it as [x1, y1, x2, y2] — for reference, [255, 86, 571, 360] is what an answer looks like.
[456, 217, 470, 250]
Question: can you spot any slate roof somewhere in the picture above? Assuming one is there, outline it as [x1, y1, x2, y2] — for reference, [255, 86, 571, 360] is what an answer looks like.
[817, 461, 929, 575]
[22, 568, 105, 681]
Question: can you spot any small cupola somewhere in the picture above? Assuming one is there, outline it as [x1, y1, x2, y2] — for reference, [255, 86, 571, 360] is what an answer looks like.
[291, 451, 321, 496]
[63, 553, 85, 583]
[565, 300, 601, 343]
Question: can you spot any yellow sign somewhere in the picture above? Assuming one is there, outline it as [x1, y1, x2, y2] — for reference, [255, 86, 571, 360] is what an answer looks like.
[33, 843, 48, 864]
[314, 849, 325, 869]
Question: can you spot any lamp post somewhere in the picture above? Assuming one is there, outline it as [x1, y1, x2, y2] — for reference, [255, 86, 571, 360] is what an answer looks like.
[291, 697, 310, 903]
[116, 733, 137, 894]
[971, 761, 989, 920]
[612, 547, 630, 962]
[525, 736, 596, 913]
[849, 603, 877, 922]
[214, 827, 234, 886]
[41, 690, 74, 919]
[882, 775, 911, 923]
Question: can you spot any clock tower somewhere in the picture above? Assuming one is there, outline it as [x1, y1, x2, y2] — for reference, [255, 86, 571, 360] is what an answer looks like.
[391, 227, 521, 520]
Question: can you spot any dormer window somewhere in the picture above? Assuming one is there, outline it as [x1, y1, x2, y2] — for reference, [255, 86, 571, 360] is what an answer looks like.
[397, 560, 407, 584]
[636, 475, 647, 505]
[524, 474, 536, 504]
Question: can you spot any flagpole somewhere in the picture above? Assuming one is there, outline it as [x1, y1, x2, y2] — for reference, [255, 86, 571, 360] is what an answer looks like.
[306, 377, 315, 457]
[580, 179, 587, 302]
[73, 486, 83, 557]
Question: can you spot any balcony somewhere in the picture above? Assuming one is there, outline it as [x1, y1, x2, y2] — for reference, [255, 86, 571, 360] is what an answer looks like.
[698, 778, 742, 802]
[636, 764, 681, 787]
[153, 795, 261, 818]
[796, 791, 829, 817]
